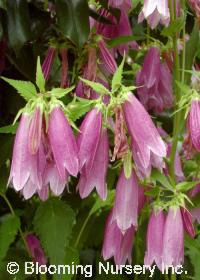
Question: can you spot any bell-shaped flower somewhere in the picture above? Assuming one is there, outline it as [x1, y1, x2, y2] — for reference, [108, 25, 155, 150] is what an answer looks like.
[98, 39, 117, 75]
[48, 106, 79, 179]
[138, 0, 170, 29]
[8, 113, 42, 192]
[112, 169, 139, 232]
[188, 99, 200, 152]
[77, 128, 109, 200]
[108, 0, 132, 10]
[102, 210, 135, 265]
[42, 47, 55, 81]
[162, 206, 184, 267]
[26, 234, 47, 265]
[123, 93, 166, 177]
[144, 209, 165, 270]
[77, 107, 102, 172]
[92, 8, 138, 56]
[181, 208, 195, 238]
[136, 47, 173, 113]
[44, 162, 69, 196]
[28, 106, 43, 155]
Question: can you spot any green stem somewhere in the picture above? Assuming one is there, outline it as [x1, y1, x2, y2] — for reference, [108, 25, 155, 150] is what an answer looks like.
[0, 193, 31, 257]
[168, 0, 182, 183]
[74, 213, 91, 248]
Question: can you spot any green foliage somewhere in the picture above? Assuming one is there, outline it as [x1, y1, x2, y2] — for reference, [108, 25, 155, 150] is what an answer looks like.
[50, 86, 75, 99]
[1, 77, 37, 102]
[0, 214, 20, 262]
[34, 198, 76, 264]
[0, 123, 18, 134]
[161, 17, 185, 37]
[7, 0, 31, 54]
[80, 78, 110, 95]
[67, 98, 95, 122]
[111, 56, 125, 91]
[55, 0, 90, 48]
[36, 56, 45, 93]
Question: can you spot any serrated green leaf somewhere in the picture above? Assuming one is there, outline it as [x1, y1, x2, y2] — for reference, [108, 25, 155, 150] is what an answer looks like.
[1, 77, 37, 102]
[176, 181, 199, 192]
[112, 56, 125, 91]
[0, 214, 20, 262]
[161, 17, 185, 37]
[0, 123, 18, 134]
[80, 78, 110, 95]
[36, 56, 45, 93]
[67, 98, 94, 122]
[151, 169, 172, 190]
[34, 198, 75, 265]
[50, 86, 75, 99]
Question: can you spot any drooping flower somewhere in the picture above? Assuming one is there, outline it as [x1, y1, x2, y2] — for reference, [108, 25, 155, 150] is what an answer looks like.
[8, 113, 43, 192]
[77, 128, 109, 200]
[162, 207, 184, 267]
[144, 209, 165, 270]
[98, 39, 117, 75]
[108, 0, 132, 10]
[28, 106, 43, 155]
[48, 105, 79, 179]
[112, 169, 139, 231]
[136, 47, 173, 113]
[181, 208, 195, 238]
[26, 234, 47, 265]
[187, 99, 200, 152]
[138, 0, 170, 29]
[42, 47, 55, 81]
[102, 210, 135, 265]
[76, 47, 97, 98]
[92, 8, 138, 56]
[77, 107, 102, 172]
[123, 92, 167, 177]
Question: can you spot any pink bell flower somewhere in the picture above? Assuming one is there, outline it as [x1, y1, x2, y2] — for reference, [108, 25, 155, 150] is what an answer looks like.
[48, 106, 79, 179]
[112, 169, 139, 231]
[187, 99, 200, 152]
[136, 47, 173, 113]
[26, 234, 47, 265]
[28, 106, 43, 155]
[181, 208, 196, 238]
[77, 108, 102, 172]
[42, 47, 55, 81]
[8, 113, 42, 192]
[162, 207, 184, 267]
[77, 128, 109, 200]
[102, 210, 135, 265]
[108, 0, 132, 10]
[144, 209, 165, 270]
[138, 0, 170, 29]
[98, 39, 117, 75]
[123, 92, 166, 177]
